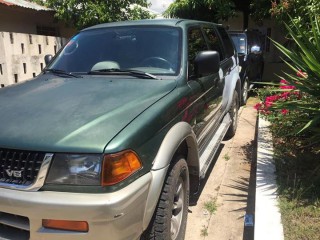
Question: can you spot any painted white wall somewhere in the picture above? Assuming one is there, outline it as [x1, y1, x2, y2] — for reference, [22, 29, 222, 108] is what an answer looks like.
[0, 32, 67, 87]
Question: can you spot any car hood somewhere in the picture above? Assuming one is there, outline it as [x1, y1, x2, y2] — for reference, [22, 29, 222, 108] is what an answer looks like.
[0, 76, 176, 153]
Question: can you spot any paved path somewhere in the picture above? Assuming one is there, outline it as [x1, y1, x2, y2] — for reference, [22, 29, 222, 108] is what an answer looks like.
[186, 98, 258, 240]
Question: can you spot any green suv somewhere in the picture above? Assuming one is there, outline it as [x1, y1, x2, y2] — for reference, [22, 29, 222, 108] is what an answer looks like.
[0, 19, 240, 240]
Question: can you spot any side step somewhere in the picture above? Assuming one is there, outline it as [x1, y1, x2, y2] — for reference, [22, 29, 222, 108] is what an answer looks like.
[199, 113, 231, 179]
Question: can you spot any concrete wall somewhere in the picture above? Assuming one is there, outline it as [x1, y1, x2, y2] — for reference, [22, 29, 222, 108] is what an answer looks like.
[0, 5, 76, 38]
[0, 4, 76, 88]
[0, 32, 67, 87]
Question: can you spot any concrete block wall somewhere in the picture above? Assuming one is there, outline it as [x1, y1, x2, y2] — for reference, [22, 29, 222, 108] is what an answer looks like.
[0, 32, 67, 87]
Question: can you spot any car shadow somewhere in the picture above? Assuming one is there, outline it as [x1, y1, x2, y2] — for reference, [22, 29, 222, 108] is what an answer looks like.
[189, 144, 225, 206]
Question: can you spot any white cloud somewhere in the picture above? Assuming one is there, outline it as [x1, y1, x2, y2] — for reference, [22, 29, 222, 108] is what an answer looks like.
[149, 0, 174, 14]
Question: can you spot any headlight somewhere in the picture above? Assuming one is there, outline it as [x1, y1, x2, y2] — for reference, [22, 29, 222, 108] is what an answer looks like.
[45, 150, 142, 186]
[46, 154, 101, 185]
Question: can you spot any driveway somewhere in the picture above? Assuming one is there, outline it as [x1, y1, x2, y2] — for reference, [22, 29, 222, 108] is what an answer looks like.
[186, 97, 258, 240]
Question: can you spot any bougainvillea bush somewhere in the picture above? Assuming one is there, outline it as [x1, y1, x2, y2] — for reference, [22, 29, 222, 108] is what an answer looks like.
[255, 12, 320, 153]
[255, 76, 316, 151]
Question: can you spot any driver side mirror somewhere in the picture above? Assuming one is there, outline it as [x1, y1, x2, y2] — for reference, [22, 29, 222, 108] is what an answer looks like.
[250, 45, 261, 54]
[44, 54, 53, 65]
[194, 51, 220, 78]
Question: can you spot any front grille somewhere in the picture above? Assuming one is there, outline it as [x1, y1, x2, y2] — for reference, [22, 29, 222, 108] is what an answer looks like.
[0, 148, 45, 186]
[0, 212, 30, 240]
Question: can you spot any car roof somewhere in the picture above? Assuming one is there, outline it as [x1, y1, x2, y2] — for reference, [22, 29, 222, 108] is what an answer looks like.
[83, 19, 221, 31]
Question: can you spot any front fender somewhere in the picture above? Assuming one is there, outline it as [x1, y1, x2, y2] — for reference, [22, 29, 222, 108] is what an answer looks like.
[152, 121, 198, 170]
[142, 121, 199, 230]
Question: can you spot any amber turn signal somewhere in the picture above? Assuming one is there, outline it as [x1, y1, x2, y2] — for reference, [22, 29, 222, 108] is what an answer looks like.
[42, 219, 89, 232]
[102, 150, 142, 186]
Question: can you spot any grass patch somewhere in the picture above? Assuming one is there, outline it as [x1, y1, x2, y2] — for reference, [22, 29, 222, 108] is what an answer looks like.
[274, 140, 320, 240]
[200, 198, 217, 238]
[223, 153, 230, 161]
[280, 198, 320, 240]
[200, 225, 208, 237]
[204, 199, 217, 215]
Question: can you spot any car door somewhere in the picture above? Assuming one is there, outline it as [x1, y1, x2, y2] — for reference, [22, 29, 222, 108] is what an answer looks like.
[246, 31, 264, 81]
[186, 26, 222, 154]
[216, 26, 236, 84]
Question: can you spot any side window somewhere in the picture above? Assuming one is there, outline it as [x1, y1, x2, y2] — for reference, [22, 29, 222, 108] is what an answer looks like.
[216, 27, 234, 59]
[203, 27, 224, 61]
[188, 28, 208, 77]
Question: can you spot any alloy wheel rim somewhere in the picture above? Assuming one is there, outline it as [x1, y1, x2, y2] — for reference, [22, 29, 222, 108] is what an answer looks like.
[232, 97, 238, 130]
[243, 79, 248, 102]
[171, 177, 184, 239]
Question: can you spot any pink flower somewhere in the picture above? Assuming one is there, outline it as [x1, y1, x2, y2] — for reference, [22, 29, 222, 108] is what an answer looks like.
[281, 109, 289, 115]
[254, 102, 262, 110]
[265, 101, 273, 108]
[261, 109, 271, 115]
[297, 70, 307, 78]
[266, 95, 280, 102]
[280, 92, 290, 99]
[280, 78, 295, 90]
[280, 85, 295, 90]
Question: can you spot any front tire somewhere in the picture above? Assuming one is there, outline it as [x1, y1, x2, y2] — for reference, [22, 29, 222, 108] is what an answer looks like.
[142, 156, 189, 240]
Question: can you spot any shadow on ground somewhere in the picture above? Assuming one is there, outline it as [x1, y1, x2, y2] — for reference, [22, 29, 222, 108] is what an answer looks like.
[189, 144, 224, 207]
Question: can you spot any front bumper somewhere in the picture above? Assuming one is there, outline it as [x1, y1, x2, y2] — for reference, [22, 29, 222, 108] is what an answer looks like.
[0, 173, 152, 240]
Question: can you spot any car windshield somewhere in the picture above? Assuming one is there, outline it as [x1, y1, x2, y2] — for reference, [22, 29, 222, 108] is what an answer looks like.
[230, 33, 247, 54]
[48, 26, 181, 76]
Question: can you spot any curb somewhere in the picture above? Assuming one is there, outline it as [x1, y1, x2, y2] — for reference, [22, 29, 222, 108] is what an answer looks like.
[254, 117, 284, 240]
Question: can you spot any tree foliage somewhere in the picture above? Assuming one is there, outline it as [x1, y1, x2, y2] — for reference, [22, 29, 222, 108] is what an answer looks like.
[250, 0, 320, 28]
[33, 0, 155, 30]
[164, 0, 235, 22]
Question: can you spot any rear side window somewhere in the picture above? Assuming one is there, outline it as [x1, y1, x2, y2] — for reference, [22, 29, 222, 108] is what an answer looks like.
[216, 27, 234, 59]
[230, 33, 247, 54]
[203, 27, 224, 60]
[188, 28, 208, 77]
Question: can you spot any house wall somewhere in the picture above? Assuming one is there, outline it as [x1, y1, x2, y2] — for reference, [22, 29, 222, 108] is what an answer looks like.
[224, 12, 292, 81]
[223, 12, 244, 31]
[0, 5, 76, 38]
[247, 18, 292, 81]
[0, 4, 76, 88]
[0, 32, 67, 87]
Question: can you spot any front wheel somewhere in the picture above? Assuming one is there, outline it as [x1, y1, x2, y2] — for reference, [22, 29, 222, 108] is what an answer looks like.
[142, 156, 189, 240]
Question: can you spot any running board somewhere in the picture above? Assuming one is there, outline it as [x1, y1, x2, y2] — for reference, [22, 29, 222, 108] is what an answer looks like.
[199, 113, 231, 179]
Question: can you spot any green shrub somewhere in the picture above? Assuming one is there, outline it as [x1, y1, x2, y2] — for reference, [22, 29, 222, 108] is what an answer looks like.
[255, 13, 320, 152]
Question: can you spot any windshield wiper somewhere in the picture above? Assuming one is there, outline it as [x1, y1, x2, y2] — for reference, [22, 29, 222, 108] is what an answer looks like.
[88, 68, 159, 80]
[43, 69, 82, 78]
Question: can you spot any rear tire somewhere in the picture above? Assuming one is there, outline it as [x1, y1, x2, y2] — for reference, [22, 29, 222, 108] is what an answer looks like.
[241, 77, 249, 105]
[142, 156, 189, 240]
[225, 91, 239, 139]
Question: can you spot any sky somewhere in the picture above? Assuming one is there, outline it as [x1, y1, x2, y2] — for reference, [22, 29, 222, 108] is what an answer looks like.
[149, 0, 174, 14]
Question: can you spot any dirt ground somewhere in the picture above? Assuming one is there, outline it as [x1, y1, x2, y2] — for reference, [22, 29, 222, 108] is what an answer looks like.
[186, 97, 258, 240]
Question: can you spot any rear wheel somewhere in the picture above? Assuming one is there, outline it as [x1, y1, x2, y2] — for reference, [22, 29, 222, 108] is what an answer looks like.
[225, 91, 239, 139]
[142, 156, 189, 240]
[241, 77, 249, 105]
